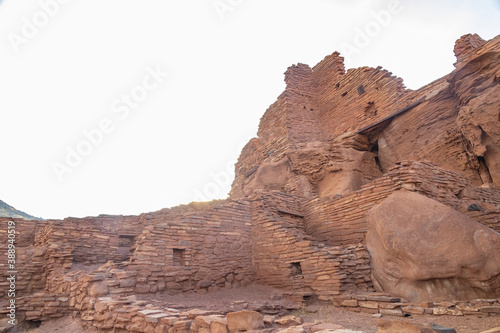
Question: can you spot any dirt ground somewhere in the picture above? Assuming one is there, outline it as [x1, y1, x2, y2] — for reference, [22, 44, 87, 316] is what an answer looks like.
[10, 285, 500, 332]
[10, 316, 96, 333]
[139, 284, 294, 311]
[295, 306, 500, 333]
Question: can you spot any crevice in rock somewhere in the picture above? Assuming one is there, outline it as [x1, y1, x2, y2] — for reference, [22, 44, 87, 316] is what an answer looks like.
[370, 142, 384, 174]
[478, 156, 493, 184]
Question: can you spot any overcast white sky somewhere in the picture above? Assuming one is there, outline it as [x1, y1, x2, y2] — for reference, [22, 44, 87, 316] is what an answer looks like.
[1, 0, 499, 220]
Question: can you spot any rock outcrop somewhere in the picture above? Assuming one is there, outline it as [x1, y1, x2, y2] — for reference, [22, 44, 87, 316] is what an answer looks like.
[366, 190, 500, 302]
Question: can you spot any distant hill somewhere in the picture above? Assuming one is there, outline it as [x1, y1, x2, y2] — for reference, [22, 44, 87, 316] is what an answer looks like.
[0, 200, 43, 220]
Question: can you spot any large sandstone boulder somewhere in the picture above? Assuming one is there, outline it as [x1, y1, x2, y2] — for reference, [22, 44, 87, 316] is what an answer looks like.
[366, 190, 500, 302]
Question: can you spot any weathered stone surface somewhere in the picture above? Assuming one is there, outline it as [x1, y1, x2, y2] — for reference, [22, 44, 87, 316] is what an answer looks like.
[276, 326, 307, 333]
[341, 300, 358, 307]
[226, 311, 264, 332]
[456, 84, 500, 184]
[310, 323, 345, 332]
[275, 316, 303, 326]
[117, 278, 135, 288]
[481, 306, 500, 313]
[197, 280, 212, 289]
[429, 323, 457, 333]
[89, 282, 109, 297]
[135, 285, 151, 294]
[401, 306, 425, 315]
[209, 317, 228, 333]
[367, 191, 500, 302]
[194, 315, 225, 328]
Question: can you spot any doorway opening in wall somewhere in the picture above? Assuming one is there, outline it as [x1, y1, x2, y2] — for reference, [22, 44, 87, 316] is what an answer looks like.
[117, 235, 136, 262]
[173, 248, 186, 266]
[290, 262, 303, 277]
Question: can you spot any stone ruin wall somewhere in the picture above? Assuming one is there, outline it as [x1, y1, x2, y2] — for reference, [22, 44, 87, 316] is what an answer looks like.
[0, 214, 147, 297]
[39, 214, 144, 265]
[250, 190, 373, 301]
[0, 219, 46, 299]
[313, 52, 409, 140]
[230, 34, 500, 201]
[3, 161, 498, 324]
[126, 200, 254, 295]
[1, 33, 500, 328]
[0, 200, 255, 322]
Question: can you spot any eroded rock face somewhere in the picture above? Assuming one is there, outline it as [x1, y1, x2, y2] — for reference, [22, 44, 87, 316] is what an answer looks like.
[366, 190, 500, 302]
[450, 35, 500, 185]
[233, 133, 382, 200]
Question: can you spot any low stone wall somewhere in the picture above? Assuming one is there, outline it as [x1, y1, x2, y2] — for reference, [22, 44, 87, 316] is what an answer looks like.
[15, 292, 71, 322]
[335, 293, 500, 317]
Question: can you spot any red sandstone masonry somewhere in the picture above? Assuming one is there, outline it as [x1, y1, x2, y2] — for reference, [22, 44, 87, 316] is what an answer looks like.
[314, 63, 409, 140]
[284, 64, 322, 148]
[0, 200, 256, 325]
[125, 200, 254, 295]
[36, 214, 144, 266]
[334, 293, 500, 317]
[303, 161, 500, 247]
[2, 34, 500, 331]
[0, 218, 47, 298]
[250, 190, 373, 301]
[231, 36, 500, 201]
